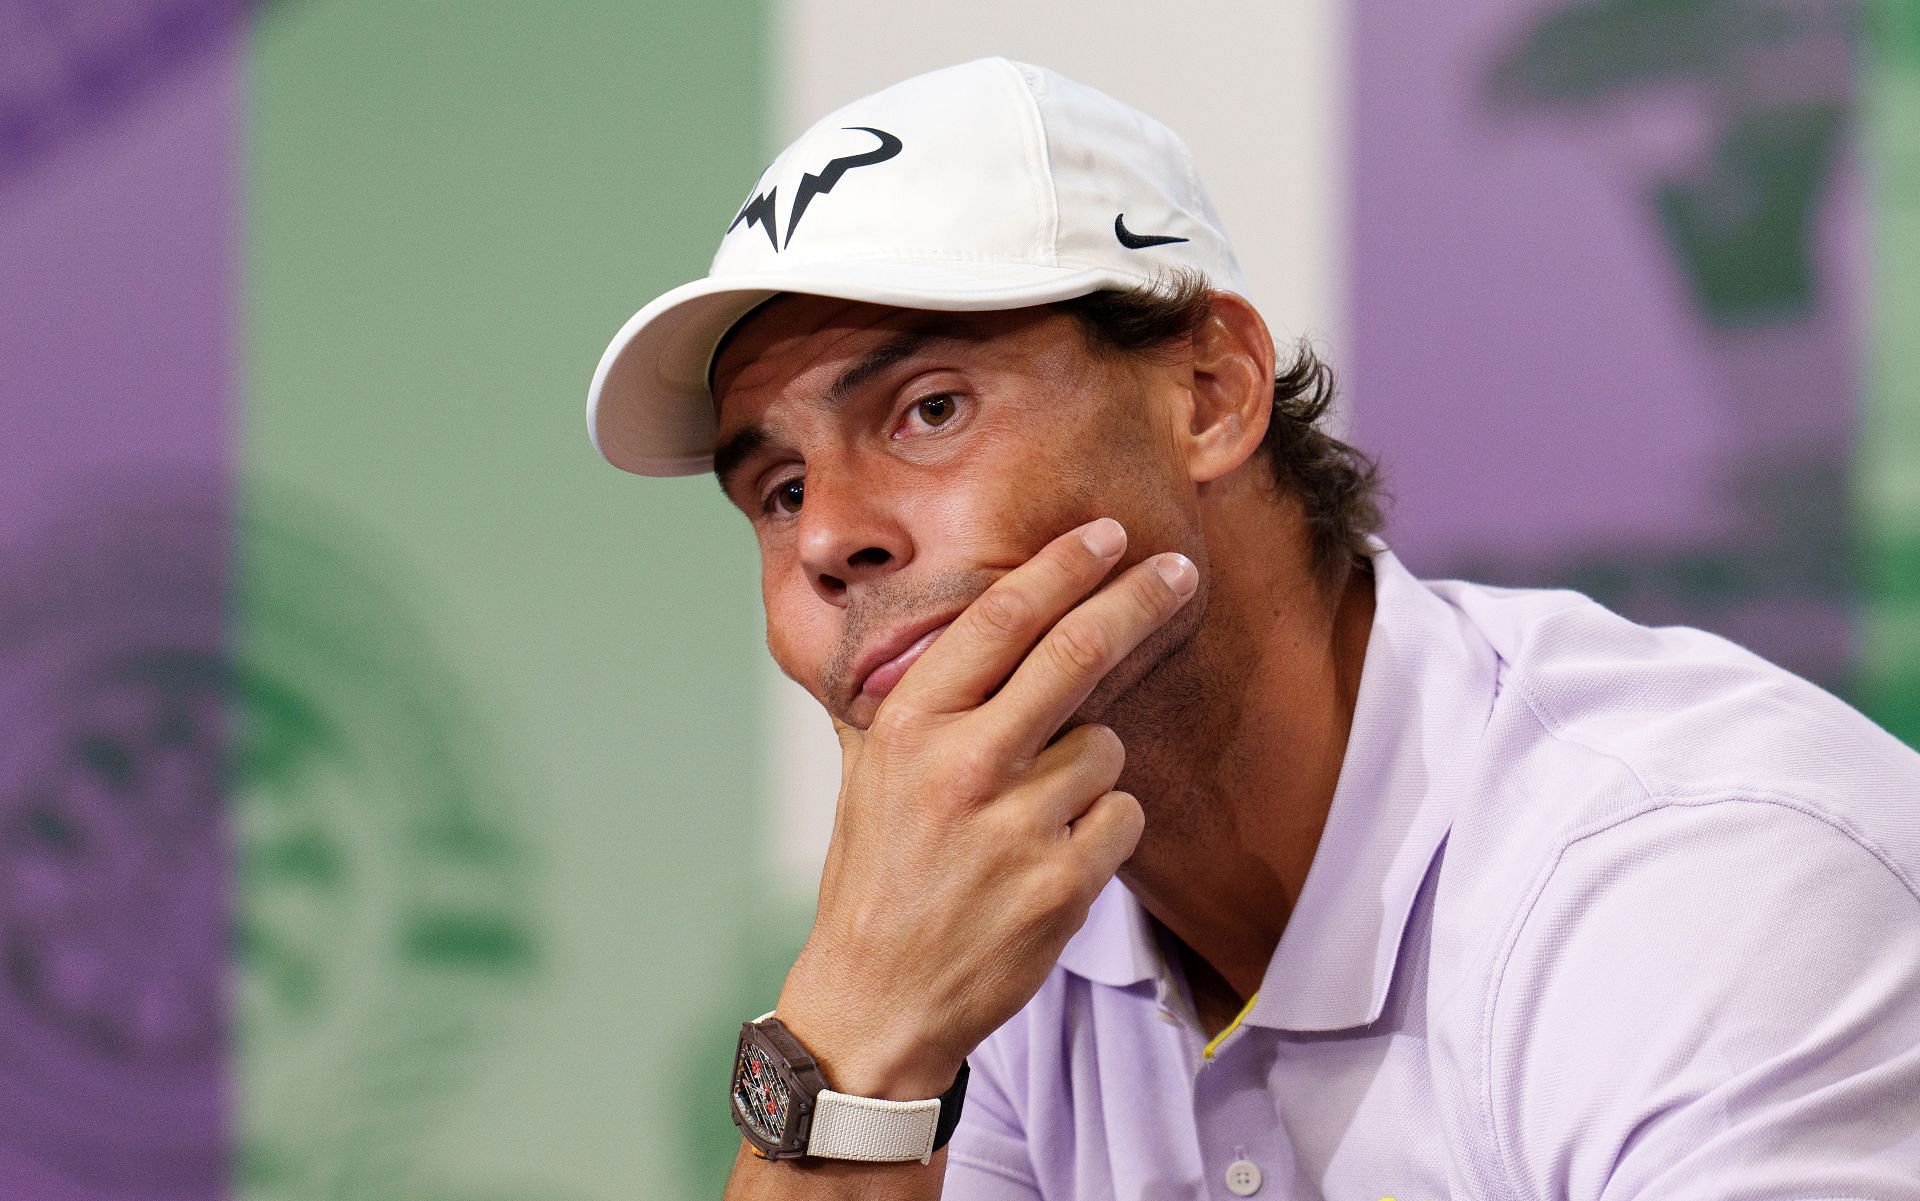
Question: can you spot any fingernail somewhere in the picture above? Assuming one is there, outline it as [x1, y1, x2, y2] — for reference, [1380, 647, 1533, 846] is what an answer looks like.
[1154, 553, 1197, 598]
[1080, 518, 1126, 559]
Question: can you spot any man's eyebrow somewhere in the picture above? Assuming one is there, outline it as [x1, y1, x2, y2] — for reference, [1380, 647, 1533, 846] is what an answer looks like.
[822, 321, 968, 409]
[713, 425, 770, 500]
[711, 320, 976, 499]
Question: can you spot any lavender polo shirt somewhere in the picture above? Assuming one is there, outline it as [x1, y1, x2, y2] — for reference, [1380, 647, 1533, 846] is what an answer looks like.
[945, 543, 1920, 1199]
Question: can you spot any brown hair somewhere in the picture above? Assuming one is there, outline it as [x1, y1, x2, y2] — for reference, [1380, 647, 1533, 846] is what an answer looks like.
[1053, 274, 1388, 585]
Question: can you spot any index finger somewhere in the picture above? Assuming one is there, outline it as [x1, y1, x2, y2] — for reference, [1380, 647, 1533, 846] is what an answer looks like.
[984, 550, 1196, 755]
[888, 518, 1129, 717]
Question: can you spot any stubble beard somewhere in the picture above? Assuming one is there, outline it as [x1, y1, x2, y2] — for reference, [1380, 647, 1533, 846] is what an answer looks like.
[1094, 580, 1252, 850]
[819, 568, 1002, 727]
[1068, 580, 1209, 737]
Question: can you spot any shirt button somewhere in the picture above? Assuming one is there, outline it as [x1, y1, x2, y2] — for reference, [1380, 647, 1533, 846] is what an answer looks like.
[1224, 1158, 1262, 1196]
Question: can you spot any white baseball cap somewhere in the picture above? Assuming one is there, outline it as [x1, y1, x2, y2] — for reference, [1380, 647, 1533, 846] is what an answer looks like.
[586, 56, 1249, 476]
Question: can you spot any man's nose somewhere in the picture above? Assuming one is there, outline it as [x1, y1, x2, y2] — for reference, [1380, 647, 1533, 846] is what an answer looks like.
[795, 474, 911, 606]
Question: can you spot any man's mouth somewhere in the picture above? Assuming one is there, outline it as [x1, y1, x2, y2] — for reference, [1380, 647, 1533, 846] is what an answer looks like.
[855, 620, 955, 702]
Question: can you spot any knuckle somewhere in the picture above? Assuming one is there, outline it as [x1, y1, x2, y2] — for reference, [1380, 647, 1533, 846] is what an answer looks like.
[1031, 864, 1086, 917]
[972, 586, 1032, 639]
[1134, 568, 1180, 618]
[1060, 723, 1124, 786]
[867, 700, 923, 745]
[1108, 791, 1146, 844]
[940, 740, 1002, 799]
[1009, 795, 1065, 846]
[1049, 619, 1111, 675]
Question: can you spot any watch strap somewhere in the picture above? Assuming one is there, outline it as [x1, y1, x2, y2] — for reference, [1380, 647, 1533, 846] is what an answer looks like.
[808, 1061, 970, 1164]
[809, 1089, 940, 1162]
[737, 1012, 972, 1164]
[930, 1059, 969, 1154]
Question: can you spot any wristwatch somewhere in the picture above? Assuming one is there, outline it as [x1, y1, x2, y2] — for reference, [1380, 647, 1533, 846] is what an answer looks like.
[729, 1013, 970, 1164]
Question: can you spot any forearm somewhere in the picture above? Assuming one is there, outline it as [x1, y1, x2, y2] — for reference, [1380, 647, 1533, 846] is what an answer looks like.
[721, 523, 1181, 1199]
[723, 1141, 947, 1201]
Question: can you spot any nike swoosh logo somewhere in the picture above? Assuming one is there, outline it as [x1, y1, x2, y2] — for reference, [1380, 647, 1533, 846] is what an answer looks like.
[1114, 213, 1189, 249]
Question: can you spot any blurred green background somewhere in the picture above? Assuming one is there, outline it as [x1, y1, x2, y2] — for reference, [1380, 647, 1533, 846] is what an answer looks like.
[246, 2, 773, 1197]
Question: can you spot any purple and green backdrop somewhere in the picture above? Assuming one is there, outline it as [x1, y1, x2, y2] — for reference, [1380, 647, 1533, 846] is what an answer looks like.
[0, 2, 1912, 1199]
[3, 3, 770, 1198]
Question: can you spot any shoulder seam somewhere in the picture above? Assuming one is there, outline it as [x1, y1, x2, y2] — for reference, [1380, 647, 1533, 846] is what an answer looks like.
[1474, 652, 1645, 1201]
[1478, 792, 1920, 1197]
[1505, 643, 1916, 901]
[1567, 791, 1920, 906]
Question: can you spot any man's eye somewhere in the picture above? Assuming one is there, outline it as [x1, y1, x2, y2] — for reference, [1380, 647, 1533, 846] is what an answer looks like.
[766, 479, 804, 515]
[903, 394, 960, 432]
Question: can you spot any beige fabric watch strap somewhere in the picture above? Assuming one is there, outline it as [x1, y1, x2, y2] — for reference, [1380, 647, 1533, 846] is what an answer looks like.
[807, 1089, 943, 1164]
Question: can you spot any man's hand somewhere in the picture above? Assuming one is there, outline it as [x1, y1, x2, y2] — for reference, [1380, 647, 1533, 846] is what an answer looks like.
[774, 517, 1199, 1100]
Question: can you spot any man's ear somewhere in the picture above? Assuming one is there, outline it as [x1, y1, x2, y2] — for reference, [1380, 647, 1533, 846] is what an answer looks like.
[1183, 292, 1276, 485]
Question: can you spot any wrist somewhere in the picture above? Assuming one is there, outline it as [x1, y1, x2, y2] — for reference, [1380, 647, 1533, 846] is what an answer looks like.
[731, 1012, 971, 1165]
[772, 991, 963, 1101]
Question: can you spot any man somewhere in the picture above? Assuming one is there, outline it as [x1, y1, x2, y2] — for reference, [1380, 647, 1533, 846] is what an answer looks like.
[588, 59, 1920, 1199]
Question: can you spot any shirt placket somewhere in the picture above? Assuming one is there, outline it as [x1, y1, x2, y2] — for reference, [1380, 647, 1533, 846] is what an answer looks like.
[1153, 963, 1297, 1198]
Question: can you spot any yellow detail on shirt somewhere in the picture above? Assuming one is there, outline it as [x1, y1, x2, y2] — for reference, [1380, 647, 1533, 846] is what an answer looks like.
[1200, 992, 1259, 1060]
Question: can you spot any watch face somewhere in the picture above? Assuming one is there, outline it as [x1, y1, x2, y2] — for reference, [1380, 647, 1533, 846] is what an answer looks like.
[733, 1038, 792, 1146]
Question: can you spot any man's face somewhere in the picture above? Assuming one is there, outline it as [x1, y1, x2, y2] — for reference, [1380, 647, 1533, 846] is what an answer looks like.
[711, 294, 1206, 732]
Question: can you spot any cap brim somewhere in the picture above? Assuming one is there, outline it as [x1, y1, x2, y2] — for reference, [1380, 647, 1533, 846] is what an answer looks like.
[586, 259, 1146, 477]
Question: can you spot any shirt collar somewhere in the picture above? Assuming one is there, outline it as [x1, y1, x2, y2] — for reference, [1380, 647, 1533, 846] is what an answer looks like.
[1054, 864, 1164, 989]
[1055, 541, 1501, 1031]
